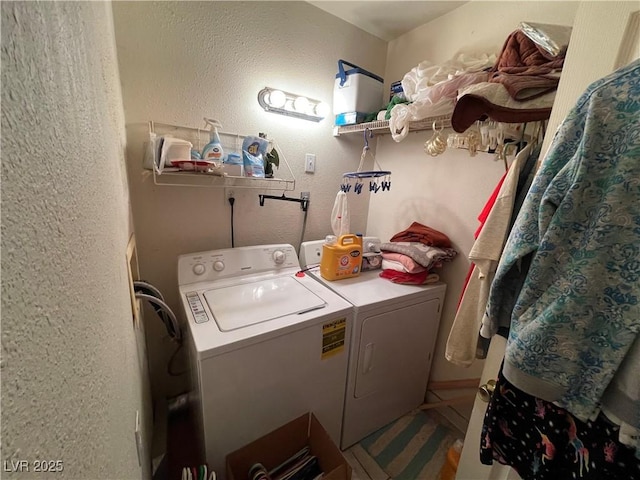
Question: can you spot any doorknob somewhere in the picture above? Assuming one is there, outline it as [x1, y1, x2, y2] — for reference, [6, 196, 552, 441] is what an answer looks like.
[478, 379, 496, 402]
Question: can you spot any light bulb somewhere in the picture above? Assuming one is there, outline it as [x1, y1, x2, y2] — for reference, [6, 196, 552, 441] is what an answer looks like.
[315, 102, 330, 118]
[268, 90, 286, 108]
[293, 96, 309, 113]
[284, 99, 295, 111]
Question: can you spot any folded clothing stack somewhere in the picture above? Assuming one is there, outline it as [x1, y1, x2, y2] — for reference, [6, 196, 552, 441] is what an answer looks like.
[379, 222, 457, 284]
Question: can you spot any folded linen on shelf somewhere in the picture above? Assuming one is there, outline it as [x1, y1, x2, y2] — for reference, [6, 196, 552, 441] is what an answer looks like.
[380, 241, 457, 270]
[389, 221, 452, 248]
[381, 252, 427, 274]
[488, 29, 565, 101]
[379, 269, 440, 285]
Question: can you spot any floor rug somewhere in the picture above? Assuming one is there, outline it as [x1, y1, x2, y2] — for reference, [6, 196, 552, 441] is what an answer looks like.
[358, 410, 462, 480]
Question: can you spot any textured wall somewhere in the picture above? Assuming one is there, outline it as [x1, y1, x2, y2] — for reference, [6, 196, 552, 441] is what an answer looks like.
[112, 1, 387, 399]
[370, 1, 579, 385]
[1, 2, 150, 478]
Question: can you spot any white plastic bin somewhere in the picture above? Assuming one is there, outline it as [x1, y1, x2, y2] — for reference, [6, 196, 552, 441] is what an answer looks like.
[333, 59, 384, 117]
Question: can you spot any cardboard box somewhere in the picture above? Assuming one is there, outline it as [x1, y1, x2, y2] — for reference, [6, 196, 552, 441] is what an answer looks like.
[226, 413, 351, 480]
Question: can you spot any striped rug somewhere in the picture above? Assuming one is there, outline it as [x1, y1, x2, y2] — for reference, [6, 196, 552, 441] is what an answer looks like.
[358, 410, 462, 480]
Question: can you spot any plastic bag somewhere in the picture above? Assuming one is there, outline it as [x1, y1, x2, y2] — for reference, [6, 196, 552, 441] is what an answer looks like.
[242, 136, 268, 177]
[519, 22, 572, 57]
[143, 132, 164, 172]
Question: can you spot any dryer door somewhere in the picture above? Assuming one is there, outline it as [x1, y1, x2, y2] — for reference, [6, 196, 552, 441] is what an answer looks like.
[354, 298, 440, 400]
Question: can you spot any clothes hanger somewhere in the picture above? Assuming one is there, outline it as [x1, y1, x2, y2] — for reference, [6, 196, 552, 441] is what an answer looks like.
[424, 120, 448, 156]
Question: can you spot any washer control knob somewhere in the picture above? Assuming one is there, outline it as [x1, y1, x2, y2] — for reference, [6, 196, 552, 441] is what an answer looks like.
[213, 260, 225, 272]
[192, 263, 206, 275]
[273, 250, 286, 264]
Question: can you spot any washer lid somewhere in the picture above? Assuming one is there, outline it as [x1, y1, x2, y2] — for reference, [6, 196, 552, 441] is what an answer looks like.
[203, 276, 326, 331]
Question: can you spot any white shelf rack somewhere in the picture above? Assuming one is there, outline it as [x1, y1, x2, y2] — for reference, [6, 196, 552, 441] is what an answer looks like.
[332, 114, 452, 137]
[147, 121, 296, 191]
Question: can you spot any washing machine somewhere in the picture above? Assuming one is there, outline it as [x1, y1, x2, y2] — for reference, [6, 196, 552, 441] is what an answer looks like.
[299, 238, 446, 449]
[178, 244, 353, 478]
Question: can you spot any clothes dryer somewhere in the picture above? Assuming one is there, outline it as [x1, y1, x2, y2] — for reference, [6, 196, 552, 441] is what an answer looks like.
[179, 244, 353, 478]
[299, 238, 446, 449]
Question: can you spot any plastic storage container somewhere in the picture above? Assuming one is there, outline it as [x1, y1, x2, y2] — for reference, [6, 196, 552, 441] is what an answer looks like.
[333, 60, 384, 119]
[320, 234, 363, 281]
[159, 137, 193, 169]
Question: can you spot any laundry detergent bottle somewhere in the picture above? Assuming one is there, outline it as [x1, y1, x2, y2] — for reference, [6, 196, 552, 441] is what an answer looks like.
[201, 118, 224, 162]
[320, 234, 362, 281]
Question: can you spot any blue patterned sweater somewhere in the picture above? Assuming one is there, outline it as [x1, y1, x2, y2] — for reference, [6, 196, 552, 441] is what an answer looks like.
[486, 59, 640, 426]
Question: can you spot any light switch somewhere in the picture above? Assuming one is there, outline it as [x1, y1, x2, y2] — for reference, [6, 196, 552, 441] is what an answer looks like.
[305, 153, 316, 173]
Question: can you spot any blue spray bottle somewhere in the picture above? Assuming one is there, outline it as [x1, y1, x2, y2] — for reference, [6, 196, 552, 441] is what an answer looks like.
[201, 118, 224, 162]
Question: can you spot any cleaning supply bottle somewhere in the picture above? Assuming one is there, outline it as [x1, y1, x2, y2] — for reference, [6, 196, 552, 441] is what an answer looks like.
[320, 234, 362, 281]
[439, 439, 463, 480]
[201, 118, 224, 162]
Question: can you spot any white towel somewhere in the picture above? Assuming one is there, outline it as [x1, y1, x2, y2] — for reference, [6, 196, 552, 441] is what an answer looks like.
[331, 191, 350, 237]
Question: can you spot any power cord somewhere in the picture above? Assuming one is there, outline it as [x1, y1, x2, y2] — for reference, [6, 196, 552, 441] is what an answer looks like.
[228, 195, 235, 248]
[168, 341, 187, 377]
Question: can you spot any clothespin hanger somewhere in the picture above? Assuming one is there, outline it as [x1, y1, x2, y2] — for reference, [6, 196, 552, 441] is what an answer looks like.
[341, 127, 391, 194]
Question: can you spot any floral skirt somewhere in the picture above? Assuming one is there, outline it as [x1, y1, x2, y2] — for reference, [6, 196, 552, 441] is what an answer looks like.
[480, 368, 640, 480]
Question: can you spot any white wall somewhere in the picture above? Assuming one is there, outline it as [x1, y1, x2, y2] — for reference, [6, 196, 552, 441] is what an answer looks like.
[1, 2, 151, 478]
[368, 1, 579, 387]
[112, 1, 387, 399]
[540, 1, 640, 158]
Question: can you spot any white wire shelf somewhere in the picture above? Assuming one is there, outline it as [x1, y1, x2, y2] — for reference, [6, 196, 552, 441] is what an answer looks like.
[149, 170, 295, 190]
[332, 114, 452, 137]
[146, 121, 296, 191]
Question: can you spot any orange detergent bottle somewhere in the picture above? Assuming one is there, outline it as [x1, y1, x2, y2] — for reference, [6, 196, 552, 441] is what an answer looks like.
[320, 234, 363, 281]
[439, 439, 463, 480]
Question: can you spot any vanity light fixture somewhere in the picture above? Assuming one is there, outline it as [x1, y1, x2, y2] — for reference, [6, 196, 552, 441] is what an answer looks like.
[258, 87, 329, 122]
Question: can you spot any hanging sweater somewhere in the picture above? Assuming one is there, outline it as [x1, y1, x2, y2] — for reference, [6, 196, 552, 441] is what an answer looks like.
[483, 59, 640, 426]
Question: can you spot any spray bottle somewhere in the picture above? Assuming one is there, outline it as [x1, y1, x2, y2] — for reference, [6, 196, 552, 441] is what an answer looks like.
[201, 118, 224, 162]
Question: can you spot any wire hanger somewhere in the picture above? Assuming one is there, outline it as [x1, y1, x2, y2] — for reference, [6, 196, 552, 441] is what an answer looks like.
[340, 128, 391, 194]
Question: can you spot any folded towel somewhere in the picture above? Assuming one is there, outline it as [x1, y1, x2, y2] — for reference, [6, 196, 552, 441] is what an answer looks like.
[381, 241, 457, 269]
[380, 269, 440, 285]
[381, 252, 427, 273]
[389, 222, 452, 247]
[381, 259, 408, 273]
[488, 30, 565, 101]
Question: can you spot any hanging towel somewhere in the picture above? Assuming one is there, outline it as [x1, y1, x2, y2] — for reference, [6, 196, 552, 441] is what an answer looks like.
[331, 190, 350, 237]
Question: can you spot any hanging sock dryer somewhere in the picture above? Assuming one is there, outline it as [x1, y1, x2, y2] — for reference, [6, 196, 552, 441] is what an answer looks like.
[340, 128, 391, 194]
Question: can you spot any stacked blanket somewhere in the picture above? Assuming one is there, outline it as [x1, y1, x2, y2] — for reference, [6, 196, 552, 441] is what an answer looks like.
[379, 222, 457, 284]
